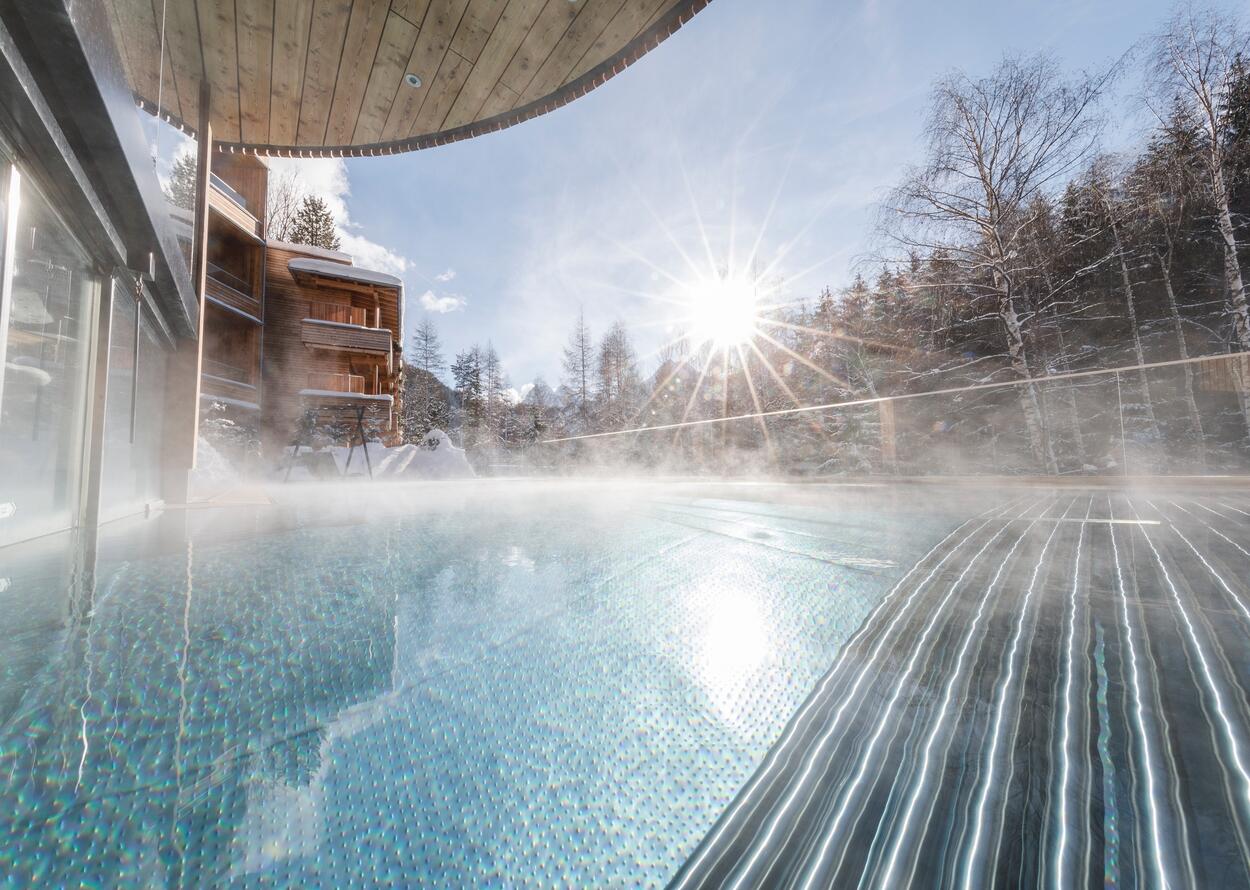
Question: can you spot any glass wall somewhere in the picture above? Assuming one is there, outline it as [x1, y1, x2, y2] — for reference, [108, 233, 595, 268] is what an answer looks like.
[100, 279, 168, 520]
[0, 164, 95, 546]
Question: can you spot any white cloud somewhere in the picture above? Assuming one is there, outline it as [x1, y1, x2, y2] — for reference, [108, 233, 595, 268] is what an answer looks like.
[418, 289, 467, 313]
[266, 157, 410, 278]
[435, 268, 456, 282]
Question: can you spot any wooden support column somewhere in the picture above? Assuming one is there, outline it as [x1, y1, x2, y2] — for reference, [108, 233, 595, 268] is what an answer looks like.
[161, 84, 212, 503]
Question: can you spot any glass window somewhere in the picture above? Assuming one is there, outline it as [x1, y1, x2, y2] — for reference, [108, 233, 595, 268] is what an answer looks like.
[100, 282, 171, 518]
[0, 166, 95, 545]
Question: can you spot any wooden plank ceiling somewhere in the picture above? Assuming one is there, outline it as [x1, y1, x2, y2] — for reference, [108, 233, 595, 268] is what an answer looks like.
[106, 0, 712, 157]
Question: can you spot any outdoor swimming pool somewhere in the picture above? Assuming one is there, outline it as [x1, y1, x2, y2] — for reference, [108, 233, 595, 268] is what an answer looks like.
[2, 481, 1250, 888]
[0, 481, 967, 887]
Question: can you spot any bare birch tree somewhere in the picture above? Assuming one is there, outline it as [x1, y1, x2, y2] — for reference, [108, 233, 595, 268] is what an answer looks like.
[265, 169, 305, 242]
[884, 54, 1112, 471]
[1149, 8, 1250, 355]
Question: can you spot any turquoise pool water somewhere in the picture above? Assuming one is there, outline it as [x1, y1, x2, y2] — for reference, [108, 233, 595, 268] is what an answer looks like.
[0, 482, 972, 887]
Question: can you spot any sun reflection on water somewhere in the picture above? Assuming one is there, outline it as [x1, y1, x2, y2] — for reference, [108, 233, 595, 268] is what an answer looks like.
[693, 587, 772, 728]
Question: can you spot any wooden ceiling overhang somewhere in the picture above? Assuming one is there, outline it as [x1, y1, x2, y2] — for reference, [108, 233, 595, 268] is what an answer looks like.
[106, 0, 712, 158]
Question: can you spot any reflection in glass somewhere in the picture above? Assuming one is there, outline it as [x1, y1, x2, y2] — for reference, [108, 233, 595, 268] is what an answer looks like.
[0, 169, 94, 543]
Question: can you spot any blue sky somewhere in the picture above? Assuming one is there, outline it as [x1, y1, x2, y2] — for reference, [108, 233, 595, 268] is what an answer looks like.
[288, 0, 1243, 392]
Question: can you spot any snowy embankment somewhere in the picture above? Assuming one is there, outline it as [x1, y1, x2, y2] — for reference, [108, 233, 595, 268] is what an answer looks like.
[191, 435, 241, 496]
[285, 429, 474, 481]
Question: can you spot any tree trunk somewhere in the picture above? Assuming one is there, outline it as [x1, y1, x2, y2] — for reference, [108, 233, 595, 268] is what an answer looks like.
[1107, 216, 1161, 442]
[1209, 149, 1250, 436]
[1156, 245, 1206, 465]
[995, 274, 1058, 474]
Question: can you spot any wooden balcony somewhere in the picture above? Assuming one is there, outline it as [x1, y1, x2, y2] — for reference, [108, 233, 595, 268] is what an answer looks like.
[201, 358, 259, 406]
[299, 373, 393, 418]
[209, 178, 261, 237]
[206, 264, 262, 320]
[307, 371, 365, 394]
[301, 306, 392, 356]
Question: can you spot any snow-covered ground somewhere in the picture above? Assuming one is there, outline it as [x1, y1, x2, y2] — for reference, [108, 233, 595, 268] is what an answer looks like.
[283, 429, 474, 482]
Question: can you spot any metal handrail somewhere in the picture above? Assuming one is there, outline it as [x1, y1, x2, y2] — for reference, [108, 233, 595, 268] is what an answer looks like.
[207, 262, 257, 300]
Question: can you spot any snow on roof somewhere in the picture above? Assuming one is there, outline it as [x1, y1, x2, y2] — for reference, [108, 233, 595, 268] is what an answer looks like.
[268, 239, 353, 264]
[298, 389, 394, 403]
[288, 257, 402, 290]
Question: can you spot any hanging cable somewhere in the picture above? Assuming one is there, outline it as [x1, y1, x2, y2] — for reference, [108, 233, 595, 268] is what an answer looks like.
[151, 0, 169, 167]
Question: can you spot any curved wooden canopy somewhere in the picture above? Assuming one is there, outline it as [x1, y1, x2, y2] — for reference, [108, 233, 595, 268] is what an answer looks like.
[106, 0, 712, 157]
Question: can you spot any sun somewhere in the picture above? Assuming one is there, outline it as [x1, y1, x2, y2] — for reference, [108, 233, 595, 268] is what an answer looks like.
[685, 274, 760, 348]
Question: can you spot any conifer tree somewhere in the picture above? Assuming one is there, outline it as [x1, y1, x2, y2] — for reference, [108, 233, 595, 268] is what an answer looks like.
[288, 196, 342, 251]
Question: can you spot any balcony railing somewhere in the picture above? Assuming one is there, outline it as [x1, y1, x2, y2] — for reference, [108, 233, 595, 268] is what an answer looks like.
[210, 173, 250, 212]
[204, 357, 254, 386]
[208, 181, 261, 236]
[307, 371, 365, 394]
[208, 262, 254, 295]
[301, 313, 391, 356]
[307, 300, 370, 327]
[206, 264, 262, 319]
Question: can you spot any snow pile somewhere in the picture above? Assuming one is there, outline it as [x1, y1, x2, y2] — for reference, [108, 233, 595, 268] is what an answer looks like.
[191, 435, 241, 495]
[285, 430, 475, 481]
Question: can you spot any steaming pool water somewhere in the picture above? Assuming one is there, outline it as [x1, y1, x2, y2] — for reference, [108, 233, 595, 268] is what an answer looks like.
[1, 481, 1249, 888]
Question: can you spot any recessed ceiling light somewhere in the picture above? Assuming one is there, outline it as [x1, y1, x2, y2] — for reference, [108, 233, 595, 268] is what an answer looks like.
[405, 73, 422, 88]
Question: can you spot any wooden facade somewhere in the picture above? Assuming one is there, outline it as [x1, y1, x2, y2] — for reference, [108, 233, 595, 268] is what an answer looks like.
[263, 240, 402, 451]
[199, 154, 403, 455]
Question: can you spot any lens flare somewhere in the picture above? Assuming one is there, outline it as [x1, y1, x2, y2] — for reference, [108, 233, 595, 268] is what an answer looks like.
[685, 274, 759, 348]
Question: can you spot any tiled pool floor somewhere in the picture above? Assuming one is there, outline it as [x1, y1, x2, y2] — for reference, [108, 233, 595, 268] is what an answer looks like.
[3, 484, 1248, 887]
[0, 481, 976, 888]
[675, 491, 1250, 889]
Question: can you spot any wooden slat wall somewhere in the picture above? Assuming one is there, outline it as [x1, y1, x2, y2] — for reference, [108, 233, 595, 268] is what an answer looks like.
[214, 154, 269, 219]
[109, 0, 695, 151]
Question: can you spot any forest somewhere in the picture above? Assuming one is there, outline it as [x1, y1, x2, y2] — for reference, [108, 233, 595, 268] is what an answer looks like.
[403, 7, 1250, 477]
